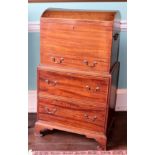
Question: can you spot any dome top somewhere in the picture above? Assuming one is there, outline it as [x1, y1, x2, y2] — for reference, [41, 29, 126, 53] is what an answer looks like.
[41, 8, 120, 22]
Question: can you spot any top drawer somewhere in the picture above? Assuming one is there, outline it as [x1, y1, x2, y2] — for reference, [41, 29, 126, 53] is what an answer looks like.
[40, 20, 113, 73]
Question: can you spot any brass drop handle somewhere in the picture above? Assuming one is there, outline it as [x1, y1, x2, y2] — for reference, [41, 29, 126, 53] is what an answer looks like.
[85, 85, 100, 92]
[95, 87, 100, 91]
[84, 114, 88, 118]
[45, 79, 57, 86]
[92, 116, 97, 122]
[84, 114, 97, 122]
[45, 107, 57, 115]
[51, 57, 64, 64]
[45, 79, 49, 84]
[50, 80, 57, 86]
[83, 60, 97, 67]
[86, 85, 91, 90]
[113, 33, 119, 40]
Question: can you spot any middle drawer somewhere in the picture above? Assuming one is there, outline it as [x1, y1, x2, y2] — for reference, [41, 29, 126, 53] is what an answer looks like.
[38, 66, 110, 103]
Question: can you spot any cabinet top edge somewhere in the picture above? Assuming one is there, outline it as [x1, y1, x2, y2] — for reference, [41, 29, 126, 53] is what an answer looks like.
[37, 64, 111, 79]
[41, 8, 121, 22]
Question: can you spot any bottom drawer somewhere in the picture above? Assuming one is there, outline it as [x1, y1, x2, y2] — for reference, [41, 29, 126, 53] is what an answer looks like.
[38, 98, 106, 133]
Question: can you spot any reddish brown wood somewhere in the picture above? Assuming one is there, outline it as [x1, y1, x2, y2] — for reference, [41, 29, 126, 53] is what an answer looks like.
[40, 9, 120, 74]
[40, 21, 112, 74]
[38, 97, 106, 130]
[38, 94, 106, 110]
[34, 124, 43, 137]
[34, 120, 54, 137]
[41, 9, 117, 21]
[34, 120, 107, 149]
[35, 63, 119, 148]
[38, 64, 111, 78]
[38, 66, 110, 103]
[35, 9, 120, 150]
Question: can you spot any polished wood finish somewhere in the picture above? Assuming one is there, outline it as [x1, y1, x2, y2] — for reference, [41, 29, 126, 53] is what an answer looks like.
[35, 120, 107, 149]
[38, 93, 107, 132]
[35, 9, 120, 150]
[40, 9, 120, 74]
[41, 9, 116, 21]
[38, 66, 110, 103]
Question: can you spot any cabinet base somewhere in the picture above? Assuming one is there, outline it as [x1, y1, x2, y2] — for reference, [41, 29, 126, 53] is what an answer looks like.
[34, 120, 107, 150]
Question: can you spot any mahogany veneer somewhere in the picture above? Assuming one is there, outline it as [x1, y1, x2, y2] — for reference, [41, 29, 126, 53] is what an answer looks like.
[35, 9, 120, 150]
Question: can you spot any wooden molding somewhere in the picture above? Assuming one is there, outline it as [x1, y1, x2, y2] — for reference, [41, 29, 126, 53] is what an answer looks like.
[29, 0, 127, 3]
[28, 20, 127, 32]
[28, 89, 127, 112]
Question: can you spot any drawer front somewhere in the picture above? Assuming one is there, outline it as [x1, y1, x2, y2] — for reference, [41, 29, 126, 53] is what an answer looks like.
[41, 53, 110, 73]
[38, 96, 107, 111]
[38, 68, 110, 103]
[38, 98, 106, 132]
[40, 20, 112, 72]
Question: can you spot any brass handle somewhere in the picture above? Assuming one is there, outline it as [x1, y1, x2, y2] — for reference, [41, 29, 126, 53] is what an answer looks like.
[84, 114, 88, 118]
[45, 79, 57, 86]
[83, 60, 97, 67]
[45, 107, 57, 115]
[85, 85, 100, 92]
[45, 79, 49, 84]
[50, 80, 57, 86]
[84, 114, 97, 122]
[95, 87, 100, 91]
[51, 57, 64, 64]
[92, 116, 97, 122]
[113, 33, 119, 40]
[86, 85, 91, 90]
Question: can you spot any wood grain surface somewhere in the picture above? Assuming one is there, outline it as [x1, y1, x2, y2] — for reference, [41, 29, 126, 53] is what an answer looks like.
[40, 20, 113, 73]
[38, 66, 110, 103]
[35, 9, 120, 150]
[40, 9, 120, 74]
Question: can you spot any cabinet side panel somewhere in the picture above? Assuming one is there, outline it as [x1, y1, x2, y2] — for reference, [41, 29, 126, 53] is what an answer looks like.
[105, 62, 120, 136]
[109, 62, 120, 109]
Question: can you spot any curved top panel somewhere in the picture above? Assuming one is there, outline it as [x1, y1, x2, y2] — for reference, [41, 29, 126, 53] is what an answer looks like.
[41, 8, 120, 22]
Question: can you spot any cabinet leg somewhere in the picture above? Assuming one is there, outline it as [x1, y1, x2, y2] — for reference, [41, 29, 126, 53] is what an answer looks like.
[86, 134, 107, 150]
[34, 121, 54, 137]
[95, 136, 107, 150]
[34, 123, 43, 137]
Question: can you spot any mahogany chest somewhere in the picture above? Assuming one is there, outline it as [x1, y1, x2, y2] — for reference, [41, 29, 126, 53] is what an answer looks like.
[35, 9, 120, 150]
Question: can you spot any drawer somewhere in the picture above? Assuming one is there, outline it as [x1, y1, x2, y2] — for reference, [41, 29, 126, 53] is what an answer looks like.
[40, 20, 113, 72]
[38, 98, 106, 132]
[38, 95, 107, 111]
[41, 53, 110, 74]
[38, 66, 110, 103]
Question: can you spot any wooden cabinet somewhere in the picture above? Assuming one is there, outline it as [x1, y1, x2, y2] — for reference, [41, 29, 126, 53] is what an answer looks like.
[35, 9, 120, 150]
